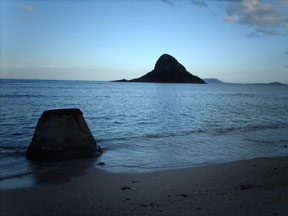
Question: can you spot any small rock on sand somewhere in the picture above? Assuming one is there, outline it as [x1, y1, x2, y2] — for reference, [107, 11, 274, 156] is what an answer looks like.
[121, 186, 131, 190]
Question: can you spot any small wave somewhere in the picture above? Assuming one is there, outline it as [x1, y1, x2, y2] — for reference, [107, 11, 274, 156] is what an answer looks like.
[0, 145, 27, 150]
[0, 144, 27, 159]
[104, 163, 151, 169]
[0, 171, 34, 181]
[144, 133, 177, 139]
[138, 121, 155, 125]
[112, 121, 124, 124]
[243, 123, 288, 132]
[11, 132, 23, 136]
[0, 151, 26, 157]
[97, 137, 131, 142]
[213, 123, 288, 135]
[100, 161, 217, 173]
[229, 93, 258, 97]
[0, 94, 47, 98]
[144, 129, 206, 139]
[98, 129, 206, 143]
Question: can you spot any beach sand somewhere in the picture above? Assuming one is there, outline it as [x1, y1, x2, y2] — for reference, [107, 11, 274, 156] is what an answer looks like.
[1, 156, 288, 216]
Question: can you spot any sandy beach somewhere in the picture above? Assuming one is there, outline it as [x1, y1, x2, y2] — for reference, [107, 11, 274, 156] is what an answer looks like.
[1, 156, 288, 216]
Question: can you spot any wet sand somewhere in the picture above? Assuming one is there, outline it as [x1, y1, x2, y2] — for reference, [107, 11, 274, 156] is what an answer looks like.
[1, 156, 288, 216]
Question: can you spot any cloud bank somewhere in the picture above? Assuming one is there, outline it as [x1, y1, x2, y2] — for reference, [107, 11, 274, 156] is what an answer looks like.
[223, 0, 288, 28]
[223, 0, 288, 36]
[161, 0, 287, 36]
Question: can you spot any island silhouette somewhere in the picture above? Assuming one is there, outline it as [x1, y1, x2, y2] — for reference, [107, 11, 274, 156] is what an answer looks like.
[114, 54, 206, 84]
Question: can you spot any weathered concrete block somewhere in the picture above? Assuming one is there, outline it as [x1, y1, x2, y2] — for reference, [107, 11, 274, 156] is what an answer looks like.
[26, 108, 102, 161]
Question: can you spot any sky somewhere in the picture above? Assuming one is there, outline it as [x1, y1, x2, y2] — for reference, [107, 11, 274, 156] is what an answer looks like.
[0, 0, 288, 83]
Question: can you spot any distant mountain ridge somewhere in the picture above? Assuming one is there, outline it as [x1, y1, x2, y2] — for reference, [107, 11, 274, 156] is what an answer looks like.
[203, 78, 224, 84]
[251, 82, 287, 86]
[202, 79, 287, 86]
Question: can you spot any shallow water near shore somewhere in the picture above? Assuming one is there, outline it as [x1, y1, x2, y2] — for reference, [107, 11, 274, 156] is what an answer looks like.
[1, 79, 288, 189]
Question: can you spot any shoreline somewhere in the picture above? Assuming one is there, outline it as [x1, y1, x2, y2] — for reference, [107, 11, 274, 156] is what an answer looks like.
[1, 156, 288, 216]
[1, 155, 286, 189]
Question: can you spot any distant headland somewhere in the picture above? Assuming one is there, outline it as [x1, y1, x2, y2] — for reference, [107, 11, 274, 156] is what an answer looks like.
[113, 54, 205, 84]
[203, 79, 287, 86]
[203, 78, 224, 84]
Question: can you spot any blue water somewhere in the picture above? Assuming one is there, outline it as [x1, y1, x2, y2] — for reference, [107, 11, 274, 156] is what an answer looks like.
[1, 79, 288, 188]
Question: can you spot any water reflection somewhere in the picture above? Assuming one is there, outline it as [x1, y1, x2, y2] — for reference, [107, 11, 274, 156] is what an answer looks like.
[29, 158, 97, 185]
[1, 157, 97, 190]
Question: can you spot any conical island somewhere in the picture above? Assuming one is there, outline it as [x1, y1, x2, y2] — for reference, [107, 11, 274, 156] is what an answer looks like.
[114, 54, 205, 84]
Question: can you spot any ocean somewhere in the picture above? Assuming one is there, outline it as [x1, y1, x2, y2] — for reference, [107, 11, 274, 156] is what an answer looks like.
[1, 79, 288, 189]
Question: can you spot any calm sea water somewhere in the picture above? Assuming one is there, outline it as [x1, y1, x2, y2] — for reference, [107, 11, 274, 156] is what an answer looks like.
[1, 79, 288, 188]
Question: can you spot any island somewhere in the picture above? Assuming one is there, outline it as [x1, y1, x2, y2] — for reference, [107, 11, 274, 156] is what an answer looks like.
[114, 54, 205, 84]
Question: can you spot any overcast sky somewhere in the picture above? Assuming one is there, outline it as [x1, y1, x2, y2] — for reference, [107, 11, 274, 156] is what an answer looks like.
[1, 0, 288, 83]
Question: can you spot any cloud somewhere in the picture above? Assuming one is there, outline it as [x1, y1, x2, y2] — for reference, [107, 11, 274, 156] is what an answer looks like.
[223, 0, 288, 28]
[160, 0, 288, 35]
[285, 49, 288, 55]
[161, 0, 174, 7]
[20, 4, 36, 12]
[223, 15, 239, 22]
[161, 0, 208, 8]
[191, 0, 207, 7]
[246, 28, 279, 37]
